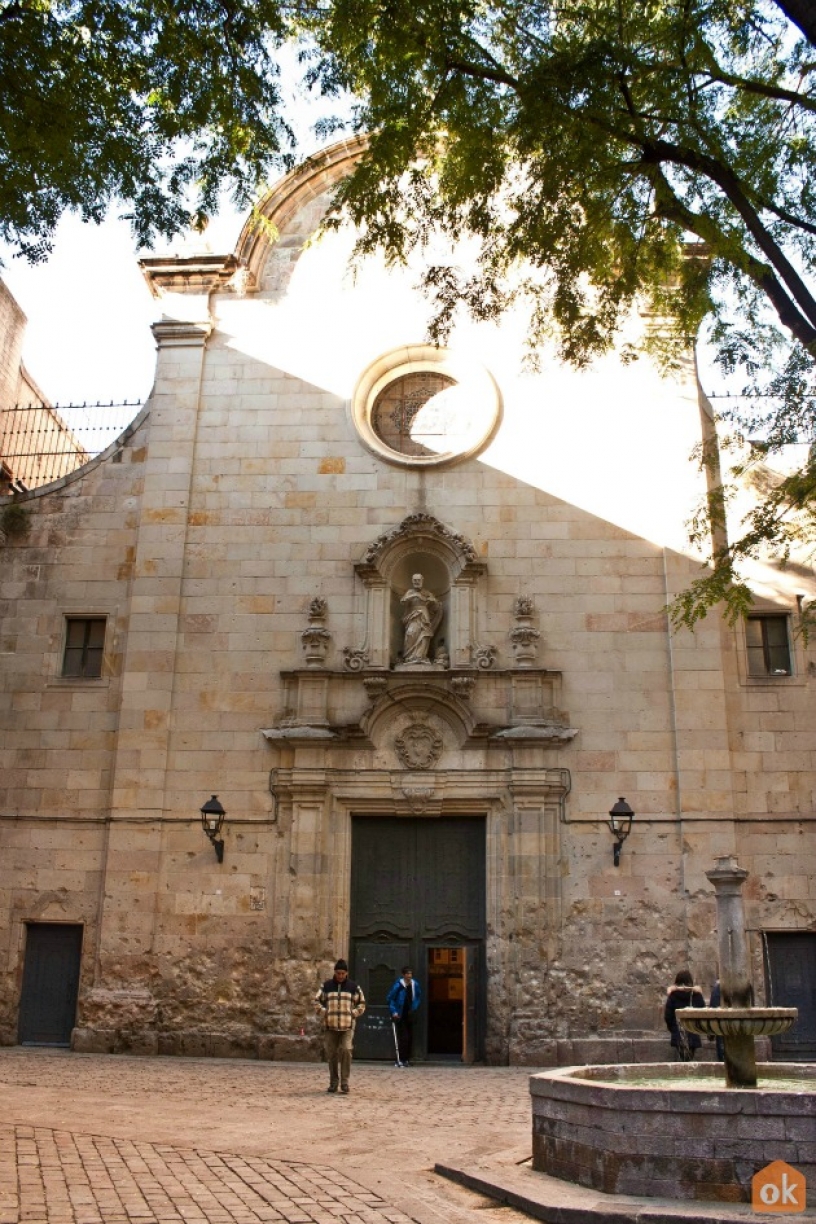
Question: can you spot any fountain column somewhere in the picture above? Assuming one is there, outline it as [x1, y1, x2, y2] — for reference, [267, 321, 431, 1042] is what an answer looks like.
[706, 855, 756, 1087]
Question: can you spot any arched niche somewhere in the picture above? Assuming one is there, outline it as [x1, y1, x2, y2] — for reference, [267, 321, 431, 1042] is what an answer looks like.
[354, 514, 485, 670]
[360, 680, 477, 749]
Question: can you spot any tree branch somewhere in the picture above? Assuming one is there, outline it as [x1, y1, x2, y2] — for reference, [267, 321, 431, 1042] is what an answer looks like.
[703, 67, 816, 114]
[440, 53, 519, 91]
[648, 165, 816, 350]
[640, 136, 816, 332]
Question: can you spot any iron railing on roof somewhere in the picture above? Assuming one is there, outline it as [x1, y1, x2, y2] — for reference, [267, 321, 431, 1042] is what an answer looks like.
[0, 400, 143, 492]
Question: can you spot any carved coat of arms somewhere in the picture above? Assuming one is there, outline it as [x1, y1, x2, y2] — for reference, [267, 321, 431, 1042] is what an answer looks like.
[395, 717, 443, 770]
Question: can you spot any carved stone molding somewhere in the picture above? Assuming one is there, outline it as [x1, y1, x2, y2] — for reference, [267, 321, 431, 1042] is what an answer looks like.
[361, 512, 480, 568]
[150, 320, 213, 349]
[400, 786, 437, 814]
[362, 675, 388, 701]
[266, 667, 578, 749]
[141, 254, 242, 298]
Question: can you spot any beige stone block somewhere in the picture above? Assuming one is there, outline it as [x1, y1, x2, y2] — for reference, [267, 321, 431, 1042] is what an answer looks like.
[33, 869, 88, 891]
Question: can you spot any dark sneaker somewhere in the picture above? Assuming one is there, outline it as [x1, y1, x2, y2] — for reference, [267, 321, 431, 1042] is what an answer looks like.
[327, 1085, 338, 1093]
[340, 1084, 350, 1093]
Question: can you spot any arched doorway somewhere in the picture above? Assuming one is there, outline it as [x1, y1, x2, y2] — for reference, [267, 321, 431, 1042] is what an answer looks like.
[350, 815, 486, 1062]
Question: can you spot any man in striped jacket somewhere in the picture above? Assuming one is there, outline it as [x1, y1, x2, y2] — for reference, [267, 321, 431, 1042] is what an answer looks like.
[314, 959, 366, 1094]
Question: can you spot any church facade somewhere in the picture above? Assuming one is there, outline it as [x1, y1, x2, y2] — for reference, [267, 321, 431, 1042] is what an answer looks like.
[1, 140, 814, 1065]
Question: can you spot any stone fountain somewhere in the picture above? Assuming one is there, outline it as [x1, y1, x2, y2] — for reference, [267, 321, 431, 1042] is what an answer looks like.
[530, 856, 815, 1205]
[676, 856, 797, 1088]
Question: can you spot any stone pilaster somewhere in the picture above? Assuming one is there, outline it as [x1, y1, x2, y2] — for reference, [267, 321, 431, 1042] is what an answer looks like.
[100, 319, 212, 970]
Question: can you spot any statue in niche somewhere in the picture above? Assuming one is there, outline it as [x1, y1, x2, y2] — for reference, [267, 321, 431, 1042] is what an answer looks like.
[400, 573, 442, 665]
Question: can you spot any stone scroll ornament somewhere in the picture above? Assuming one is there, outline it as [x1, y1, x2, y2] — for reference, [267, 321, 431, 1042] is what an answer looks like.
[343, 647, 370, 671]
[472, 644, 497, 669]
[395, 713, 443, 770]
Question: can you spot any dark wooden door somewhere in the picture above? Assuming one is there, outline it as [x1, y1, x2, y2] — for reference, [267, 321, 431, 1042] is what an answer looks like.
[18, 923, 83, 1046]
[463, 945, 478, 1065]
[765, 932, 816, 1058]
[350, 816, 485, 1061]
[354, 941, 410, 1060]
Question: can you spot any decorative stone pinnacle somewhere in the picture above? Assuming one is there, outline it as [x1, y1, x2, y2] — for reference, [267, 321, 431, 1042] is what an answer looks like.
[510, 594, 540, 667]
[301, 597, 331, 667]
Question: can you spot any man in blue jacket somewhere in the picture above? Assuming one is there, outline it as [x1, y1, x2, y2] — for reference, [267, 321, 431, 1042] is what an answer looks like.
[387, 966, 422, 1067]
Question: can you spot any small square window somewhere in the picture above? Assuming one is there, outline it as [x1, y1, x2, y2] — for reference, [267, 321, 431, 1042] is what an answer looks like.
[745, 615, 792, 678]
[62, 617, 106, 678]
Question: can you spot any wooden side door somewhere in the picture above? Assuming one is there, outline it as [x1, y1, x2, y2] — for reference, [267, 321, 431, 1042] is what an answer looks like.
[18, 923, 83, 1046]
[462, 944, 479, 1065]
[352, 941, 410, 1060]
[765, 932, 816, 1059]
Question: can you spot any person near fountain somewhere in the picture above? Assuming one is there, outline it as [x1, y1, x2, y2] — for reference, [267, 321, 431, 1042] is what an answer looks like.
[708, 979, 725, 1061]
[664, 970, 705, 1061]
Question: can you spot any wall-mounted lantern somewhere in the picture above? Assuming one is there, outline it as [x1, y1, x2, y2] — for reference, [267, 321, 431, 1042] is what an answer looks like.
[607, 797, 634, 867]
[200, 795, 225, 863]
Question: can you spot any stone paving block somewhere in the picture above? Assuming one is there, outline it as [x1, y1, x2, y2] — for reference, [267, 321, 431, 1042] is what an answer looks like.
[7, 1052, 807, 1224]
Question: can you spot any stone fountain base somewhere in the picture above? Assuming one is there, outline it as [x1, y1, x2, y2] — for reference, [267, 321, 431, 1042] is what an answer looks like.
[531, 1063, 816, 1205]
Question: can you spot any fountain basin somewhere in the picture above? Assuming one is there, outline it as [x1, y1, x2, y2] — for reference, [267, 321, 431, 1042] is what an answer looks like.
[677, 1007, 798, 1038]
[531, 1062, 816, 1205]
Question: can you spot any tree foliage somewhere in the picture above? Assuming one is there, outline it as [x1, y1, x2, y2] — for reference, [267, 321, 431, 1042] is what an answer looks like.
[0, 0, 295, 260]
[301, 0, 816, 629]
[2, 0, 815, 630]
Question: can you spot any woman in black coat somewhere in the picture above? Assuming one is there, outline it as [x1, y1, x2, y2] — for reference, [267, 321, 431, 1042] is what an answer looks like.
[664, 969, 705, 1060]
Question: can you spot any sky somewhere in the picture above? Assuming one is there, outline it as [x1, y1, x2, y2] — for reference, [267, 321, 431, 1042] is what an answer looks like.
[0, 45, 335, 414]
[1, 205, 245, 410]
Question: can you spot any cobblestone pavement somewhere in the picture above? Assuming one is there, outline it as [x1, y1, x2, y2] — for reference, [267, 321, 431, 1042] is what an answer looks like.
[0, 1050, 536, 1224]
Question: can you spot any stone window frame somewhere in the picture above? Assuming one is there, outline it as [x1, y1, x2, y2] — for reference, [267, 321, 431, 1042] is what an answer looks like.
[49, 609, 113, 685]
[737, 608, 805, 686]
[746, 613, 793, 678]
[350, 344, 502, 469]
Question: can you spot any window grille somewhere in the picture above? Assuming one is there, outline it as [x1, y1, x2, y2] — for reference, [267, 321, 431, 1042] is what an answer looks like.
[745, 615, 792, 677]
[62, 618, 106, 678]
